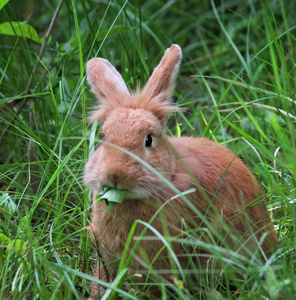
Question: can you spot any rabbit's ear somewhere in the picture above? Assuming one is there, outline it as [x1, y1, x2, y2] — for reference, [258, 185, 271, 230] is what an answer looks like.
[86, 58, 130, 121]
[141, 44, 182, 119]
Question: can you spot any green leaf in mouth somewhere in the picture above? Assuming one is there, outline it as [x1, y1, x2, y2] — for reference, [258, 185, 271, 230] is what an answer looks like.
[96, 188, 127, 212]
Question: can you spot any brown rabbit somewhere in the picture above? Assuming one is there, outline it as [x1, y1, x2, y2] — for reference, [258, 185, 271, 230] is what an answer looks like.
[84, 44, 278, 298]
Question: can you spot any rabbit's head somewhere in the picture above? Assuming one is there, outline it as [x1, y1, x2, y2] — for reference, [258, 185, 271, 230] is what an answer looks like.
[84, 45, 182, 199]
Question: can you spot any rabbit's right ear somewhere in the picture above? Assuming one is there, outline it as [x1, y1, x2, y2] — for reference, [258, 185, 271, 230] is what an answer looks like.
[140, 44, 182, 121]
[86, 58, 130, 121]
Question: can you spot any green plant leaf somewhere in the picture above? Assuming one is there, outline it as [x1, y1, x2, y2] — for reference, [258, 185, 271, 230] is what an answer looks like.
[100, 189, 126, 204]
[64, 26, 131, 52]
[0, 192, 17, 214]
[0, 0, 10, 11]
[0, 0, 9, 11]
[96, 188, 127, 212]
[0, 21, 47, 44]
[6, 239, 26, 256]
[95, 26, 131, 42]
[0, 232, 11, 245]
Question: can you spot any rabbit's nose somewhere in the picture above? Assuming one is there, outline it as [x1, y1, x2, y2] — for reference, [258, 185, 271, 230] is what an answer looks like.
[109, 175, 119, 188]
[106, 172, 127, 189]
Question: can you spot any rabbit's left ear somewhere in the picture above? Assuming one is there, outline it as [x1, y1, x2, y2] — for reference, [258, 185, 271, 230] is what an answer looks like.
[141, 44, 182, 119]
[86, 58, 130, 121]
[86, 58, 130, 101]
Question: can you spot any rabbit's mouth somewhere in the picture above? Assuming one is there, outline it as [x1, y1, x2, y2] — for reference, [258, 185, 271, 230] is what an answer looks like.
[96, 187, 145, 212]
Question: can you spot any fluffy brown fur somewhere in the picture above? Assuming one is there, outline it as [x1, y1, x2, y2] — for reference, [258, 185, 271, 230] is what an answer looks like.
[84, 44, 278, 299]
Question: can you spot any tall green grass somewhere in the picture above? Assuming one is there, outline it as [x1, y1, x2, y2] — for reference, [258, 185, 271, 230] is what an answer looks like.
[0, 0, 295, 299]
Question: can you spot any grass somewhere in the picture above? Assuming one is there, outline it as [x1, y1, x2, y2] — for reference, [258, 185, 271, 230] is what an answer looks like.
[0, 0, 295, 299]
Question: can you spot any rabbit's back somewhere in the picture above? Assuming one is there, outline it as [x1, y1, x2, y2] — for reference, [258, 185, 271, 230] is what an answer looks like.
[169, 136, 261, 204]
[169, 136, 277, 251]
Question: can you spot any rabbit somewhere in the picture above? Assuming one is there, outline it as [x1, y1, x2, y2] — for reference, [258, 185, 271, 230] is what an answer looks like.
[84, 44, 278, 298]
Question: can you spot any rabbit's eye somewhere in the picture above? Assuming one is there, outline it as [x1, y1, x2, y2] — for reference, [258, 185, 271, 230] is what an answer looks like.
[145, 135, 153, 147]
